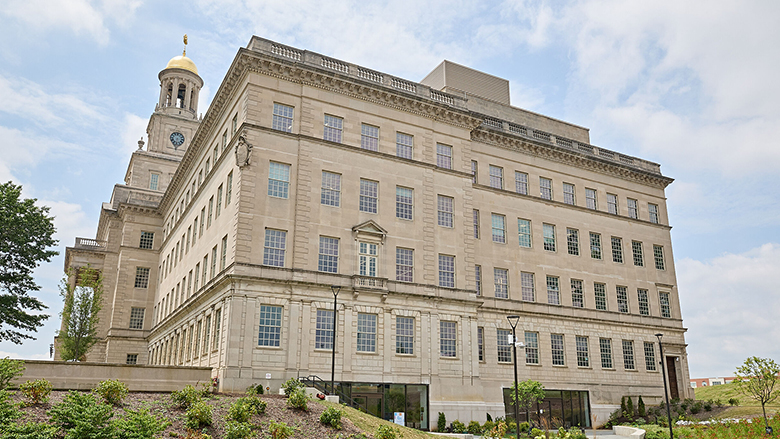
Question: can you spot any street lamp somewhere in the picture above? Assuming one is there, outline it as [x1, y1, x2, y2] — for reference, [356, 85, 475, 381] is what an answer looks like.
[507, 315, 521, 439]
[655, 333, 674, 439]
[330, 285, 341, 396]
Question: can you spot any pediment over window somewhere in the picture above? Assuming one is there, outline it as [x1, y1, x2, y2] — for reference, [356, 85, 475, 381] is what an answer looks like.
[352, 220, 387, 243]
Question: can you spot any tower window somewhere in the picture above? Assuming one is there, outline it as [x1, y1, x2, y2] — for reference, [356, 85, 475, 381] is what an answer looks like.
[177, 84, 187, 109]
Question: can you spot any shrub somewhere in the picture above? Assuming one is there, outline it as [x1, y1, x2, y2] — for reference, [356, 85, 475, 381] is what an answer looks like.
[437, 412, 446, 432]
[467, 420, 482, 434]
[728, 397, 740, 406]
[48, 391, 116, 439]
[115, 408, 170, 439]
[375, 424, 400, 439]
[20, 379, 52, 405]
[530, 427, 545, 438]
[518, 421, 530, 432]
[626, 396, 634, 419]
[637, 395, 646, 417]
[482, 420, 495, 433]
[0, 421, 58, 439]
[506, 420, 516, 433]
[184, 400, 213, 429]
[224, 421, 253, 439]
[565, 426, 587, 439]
[715, 398, 723, 408]
[690, 401, 702, 414]
[319, 406, 343, 429]
[485, 420, 507, 439]
[246, 383, 264, 395]
[451, 420, 466, 433]
[267, 420, 295, 439]
[172, 385, 202, 409]
[620, 396, 627, 416]
[281, 378, 303, 396]
[703, 400, 712, 411]
[286, 388, 309, 410]
[183, 431, 211, 439]
[228, 396, 266, 422]
[0, 390, 21, 425]
[0, 358, 24, 390]
[94, 379, 129, 406]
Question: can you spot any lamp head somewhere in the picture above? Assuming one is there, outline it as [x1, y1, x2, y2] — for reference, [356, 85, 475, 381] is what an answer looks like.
[331, 285, 341, 297]
[507, 315, 520, 328]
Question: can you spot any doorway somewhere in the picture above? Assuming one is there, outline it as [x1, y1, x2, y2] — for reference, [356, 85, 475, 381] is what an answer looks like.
[666, 356, 679, 400]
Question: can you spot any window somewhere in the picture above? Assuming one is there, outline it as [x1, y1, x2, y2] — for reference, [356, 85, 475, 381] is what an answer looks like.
[359, 179, 378, 213]
[357, 313, 377, 352]
[186, 227, 191, 253]
[396, 316, 414, 354]
[644, 342, 657, 371]
[521, 272, 535, 301]
[611, 237, 624, 263]
[617, 286, 629, 313]
[543, 224, 556, 251]
[129, 307, 145, 330]
[263, 229, 286, 267]
[213, 309, 221, 350]
[659, 292, 671, 318]
[475, 265, 482, 295]
[438, 254, 455, 288]
[489, 165, 503, 189]
[540, 177, 552, 200]
[607, 193, 618, 214]
[594, 283, 607, 311]
[525, 332, 539, 364]
[360, 124, 379, 151]
[473, 209, 480, 239]
[258, 305, 283, 347]
[396, 187, 413, 219]
[134, 267, 150, 288]
[440, 321, 457, 357]
[649, 203, 659, 224]
[273, 103, 293, 132]
[497, 329, 512, 363]
[586, 188, 597, 210]
[622, 340, 635, 370]
[201, 255, 208, 286]
[220, 236, 228, 270]
[205, 159, 210, 175]
[396, 132, 413, 159]
[627, 198, 638, 219]
[653, 245, 665, 270]
[268, 162, 290, 198]
[638, 289, 650, 316]
[126, 354, 138, 365]
[395, 248, 413, 282]
[194, 321, 201, 357]
[599, 338, 613, 368]
[358, 242, 378, 277]
[213, 145, 219, 166]
[576, 336, 589, 367]
[546, 275, 560, 305]
[318, 236, 339, 273]
[140, 231, 154, 249]
[323, 114, 343, 143]
[210, 246, 217, 278]
[590, 232, 602, 259]
[203, 315, 211, 354]
[571, 279, 584, 308]
[566, 228, 580, 255]
[491, 214, 506, 243]
[226, 172, 233, 205]
[321, 171, 341, 207]
[199, 208, 205, 237]
[436, 143, 453, 169]
[315, 309, 334, 350]
[551, 334, 565, 365]
[471, 161, 478, 184]
[150, 173, 160, 191]
[632, 241, 644, 266]
[477, 327, 484, 361]
[515, 171, 528, 195]
[437, 195, 453, 227]
[193, 263, 199, 292]
[563, 183, 575, 205]
[518, 219, 532, 248]
[494, 268, 508, 298]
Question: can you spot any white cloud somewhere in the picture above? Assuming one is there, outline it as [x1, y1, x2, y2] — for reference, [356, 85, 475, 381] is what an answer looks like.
[120, 113, 148, 157]
[0, 126, 85, 183]
[0, 350, 51, 361]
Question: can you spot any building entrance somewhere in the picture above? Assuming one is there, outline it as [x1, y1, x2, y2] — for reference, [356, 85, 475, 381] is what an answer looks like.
[336, 382, 429, 430]
[503, 389, 591, 428]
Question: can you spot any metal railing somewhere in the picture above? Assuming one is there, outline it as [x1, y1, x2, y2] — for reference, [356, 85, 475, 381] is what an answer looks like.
[297, 375, 370, 414]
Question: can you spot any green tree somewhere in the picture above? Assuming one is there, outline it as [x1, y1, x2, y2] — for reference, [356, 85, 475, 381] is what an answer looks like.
[0, 182, 58, 344]
[509, 379, 546, 421]
[734, 356, 780, 432]
[58, 266, 103, 361]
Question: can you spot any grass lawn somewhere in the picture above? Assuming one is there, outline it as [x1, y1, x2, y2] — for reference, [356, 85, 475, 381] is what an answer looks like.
[694, 381, 780, 419]
[320, 400, 438, 438]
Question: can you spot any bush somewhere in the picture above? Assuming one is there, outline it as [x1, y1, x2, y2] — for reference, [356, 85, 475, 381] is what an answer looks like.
[728, 397, 740, 406]
[319, 406, 343, 429]
[638, 395, 646, 417]
[246, 383, 264, 395]
[375, 424, 400, 439]
[48, 391, 116, 439]
[530, 427, 544, 438]
[224, 421, 254, 439]
[467, 420, 482, 434]
[172, 385, 202, 409]
[564, 426, 587, 439]
[286, 388, 309, 410]
[281, 378, 303, 396]
[115, 408, 170, 439]
[94, 379, 129, 406]
[0, 390, 21, 425]
[184, 400, 212, 429]
[505, 420, 516, 433]
[703, 400, 712, 411]
[626, 396, 634, 419]
[482, 420, 495, 433]
[267, 420, 295, 439]
[518, 421, 530, 432]
[690, 401, 702, 414]
[621, 396, 627, 416]
[0, 358, 24, 390]
[0, 421, 58, 439]
[228, 396, 266, 422]
[437, 412, 446, 432]
[451, 420, 466, 433]
[20, 379, 52, 405]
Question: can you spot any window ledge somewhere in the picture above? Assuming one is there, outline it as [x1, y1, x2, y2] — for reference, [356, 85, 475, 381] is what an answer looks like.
[255, 345, 282, 350]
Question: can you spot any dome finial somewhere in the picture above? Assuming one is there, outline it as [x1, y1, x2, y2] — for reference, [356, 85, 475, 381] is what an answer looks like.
[183, 34, 188, 56]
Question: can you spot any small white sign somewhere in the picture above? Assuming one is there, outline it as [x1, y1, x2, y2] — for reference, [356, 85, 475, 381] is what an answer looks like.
[394, 412, 405, 426]
[508, 334, 515, 343]
[265, 373, 272, 379]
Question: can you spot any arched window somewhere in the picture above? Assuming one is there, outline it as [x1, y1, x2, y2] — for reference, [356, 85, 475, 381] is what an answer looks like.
[177, 84, 187, 108]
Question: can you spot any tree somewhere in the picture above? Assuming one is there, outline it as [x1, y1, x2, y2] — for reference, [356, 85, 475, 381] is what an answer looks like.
[0, 181, 58, 344]
[58, 266, 103, 361]
[734, 356, 780, 432]
[509, 379, 545, 422]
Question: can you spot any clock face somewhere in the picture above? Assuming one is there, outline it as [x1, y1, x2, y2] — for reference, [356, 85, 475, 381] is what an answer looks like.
[170, 132, 185, 147]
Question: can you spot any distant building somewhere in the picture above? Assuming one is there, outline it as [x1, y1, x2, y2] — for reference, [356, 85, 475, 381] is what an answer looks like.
[690, 377, 734, 388]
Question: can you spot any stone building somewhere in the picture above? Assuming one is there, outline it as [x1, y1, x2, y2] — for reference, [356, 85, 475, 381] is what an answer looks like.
[61, 36, 693, 429]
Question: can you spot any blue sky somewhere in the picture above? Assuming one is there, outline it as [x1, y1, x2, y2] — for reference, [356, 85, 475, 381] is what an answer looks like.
[1, 0, 778, 378]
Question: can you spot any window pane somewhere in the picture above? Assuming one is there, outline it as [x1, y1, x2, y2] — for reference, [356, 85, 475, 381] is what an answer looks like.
[437, 195, 453, 227]
[525, 332, 539, 364]
[590, 233, 602, 259]
[515, 172, 528, 195]
[359, 179, 378, 213]
[617, 286, 629, 313]
[489, 165, 504, 189]
[318, 236, 339, 273]
[357, 313, 377, 352]
[576, 336, 589, 367]
[475, 265, 482, 295]
[571, 279, 584, 308]
[361, 124, 379, 151]
[567, 228, 579, 255]
[644, 342, 657, 371]
[272, 103, 293, 132]
[396, 316, 414, 354]
[540, 177, 552, 200]
[395, 248, 413, 282]
[551, 334, 565, 365]
[638, 289, 650, 316]
[396, 132, 413, 159]
[607, 194, 618, 215]
[494, 268, 508, 298]
[492, 214, 506, 243]
[140, 231, 154, 249]
[586, 188, 597, 210]
[258, 305, 283, 347]
[563, 183, 575, 205]
[268, 162, 290, 198]
[473, 209, 480, 239]
[436, 144, 453, 169]
[622, 340, 635, 370]
[660, 292, 671, 318]
[497, 329, 512, 363]
[315, 309, 334, 350]
[543, 224, 556, 251]
[611, 237, 624, 263]
[654, 245, 665, 270]
[546, 275, 560, 305]
[632, 241, 644, 266]
[521, 272, 535, 302]
[649, 203, 659, 224]
[594, 283, 607, 311]
[438, 254, 455, 288]
[263, 229, 286, 267]
[396, 187, 413, 220]
[324, 114, 343, 143]
[321, 171, 341, 207]
[518, 219, 532, 248]
[440, 321, 456, 357]
[599, 338, 613, 368]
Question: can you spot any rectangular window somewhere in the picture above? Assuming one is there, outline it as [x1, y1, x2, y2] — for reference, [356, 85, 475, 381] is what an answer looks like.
[213, 145, 219, 167]
[586, 188, 597, 210]
[357, 313, 377, 353]
[477, 327, 484, 361]
[318, 236, 339, 273]
[192, 218, 197, 245]
[436, 143, 453, 169]
[359, 179, 378, 213]
[396, 132, 413, 159]
[515, 171, 528, 195]
[129, 307, 145, 330]
[563, 183, 576, 205]
[134, 267, 150, 288]
[638, 289, 650, 316]
[518, 219, 532, 248]
[440, 321, 457, 357]
[360, 124, 379, 151]
[644, 342, 657, 371]
[475, 265, 482, 295]
[546, 275, 560, 305]
[489, 165, 504, 189]
[590, 232, 602, 259]
[654, 245, 665, 270]
[497, 329, 512, 363]
[126, 354, 138, 365]
[543, 223, 556, 251]
[321, 171, 341, 207]
[207, 197, 214, 228]
[203, 315, 211, 354]
[576, 336, 589, 367]
[473, 209, 480, 239]
[571, 279, 584, 308]
[600, 338, 613, 368]
[139, 231, 154, 249]
[268, 162, 291, 198]
[551, 334, 565, 365]
[632, 241, 644, 266]
[258, 305, 283, 347]
[607, 193, 618, 215]
[395, 248, 413, 282]
[396, 316, 414, 354]
[521, 272, 535, 302]
[220, 236, 227, 270]
[627, 198, 638, 219]
[471, 161, 478, 184]
[438, 254, 455, 288]
[210, 246, 217, 278]
[395, 187, 413, 220]
[315, 309, 334, 350]
[594, 283, 607, 311]
[194, 320, 201, 357]
[649, 203, 659, 224]
[617, 286, 629, 313]
[660, 292, 672, 318]
[494, 268, 508, 299]
[212, 309, 221, 351]
[323, 114, 343, 143]
[187, 270, 192, 296]
[525, 332, 539, 364]
[623, 340, 635, 370]
[491, 214, 506, 243]
[263, 229, 286, 267]
[201, 255, 208, 286]
[540, 177, 552, 200]
[437, 195, 454, 227]
[566, 228, 580, 255]
[226, 171, 233, 205]
[186, 227, 191, 253]
[611, 237, 624, 263]
[199, 208, 205, 237]
[149, 173, 160, 191]
[358, 242, 378, 277]
[193, 263, 199, 292]
[205, 159, 210, 175]
[232, 114, 238, 134]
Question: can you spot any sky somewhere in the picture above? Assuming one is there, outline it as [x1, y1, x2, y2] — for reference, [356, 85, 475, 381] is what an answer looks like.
[0, 0, 778, 378]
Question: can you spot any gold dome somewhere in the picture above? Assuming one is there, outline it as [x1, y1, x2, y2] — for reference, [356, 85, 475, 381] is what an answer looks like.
[165, 54, 198, 75]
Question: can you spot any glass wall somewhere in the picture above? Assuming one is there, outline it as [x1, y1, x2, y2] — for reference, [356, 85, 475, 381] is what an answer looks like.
[503, 389, 590, 428]
[334, 382, 429, 430]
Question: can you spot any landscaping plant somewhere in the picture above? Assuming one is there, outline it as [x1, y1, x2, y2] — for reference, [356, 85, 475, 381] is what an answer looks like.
[184, 400, 213, 429]
[48, 391, 116, 439]
[281, 377, 303, 396]
[375, 424, 400, 439]
[437, 412, 446, 432]
[19, 379, 52, 405]
[267, 420, 295, 439]
[286, 387, 309, 410]
[319, 406, 343, 429]
[94, 379, 129, 406]
[115, 408, 170, 439]
[0, 358, 24, 390]
[223, 420, 253, 439]
[0, 421, 58, 439]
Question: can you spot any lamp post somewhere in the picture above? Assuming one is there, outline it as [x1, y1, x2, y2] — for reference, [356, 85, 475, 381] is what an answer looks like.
[655, 333, 674, 439]
[330, 285, 341, 396]
[507, 315, 521, 439]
